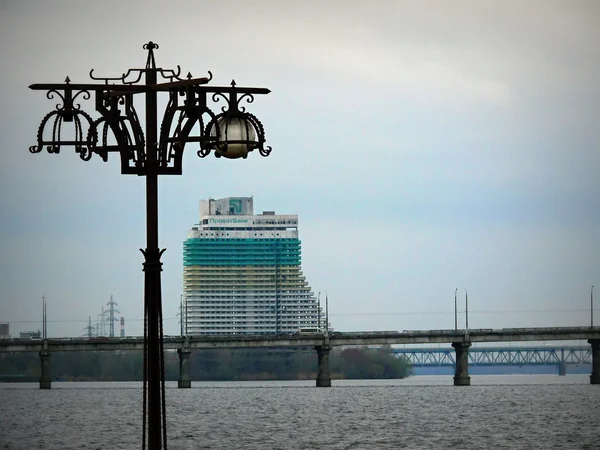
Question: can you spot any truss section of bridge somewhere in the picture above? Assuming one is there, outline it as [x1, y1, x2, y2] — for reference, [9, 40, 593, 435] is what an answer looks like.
[392, 346, 592, 367]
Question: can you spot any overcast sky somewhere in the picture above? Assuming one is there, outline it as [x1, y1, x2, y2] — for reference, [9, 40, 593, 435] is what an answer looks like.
[0, 0, 598, 338]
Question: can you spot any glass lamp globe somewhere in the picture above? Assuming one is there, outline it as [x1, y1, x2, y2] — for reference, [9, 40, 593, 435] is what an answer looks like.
[211, 115, 257, 159]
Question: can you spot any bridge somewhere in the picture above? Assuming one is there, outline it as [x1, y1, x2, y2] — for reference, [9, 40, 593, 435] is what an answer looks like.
[392, 346, 592, 376]
[1, 326, 599, 388]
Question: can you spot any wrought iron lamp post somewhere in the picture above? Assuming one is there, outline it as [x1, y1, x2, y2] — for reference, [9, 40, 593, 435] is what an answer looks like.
[28, 41, 271, 450]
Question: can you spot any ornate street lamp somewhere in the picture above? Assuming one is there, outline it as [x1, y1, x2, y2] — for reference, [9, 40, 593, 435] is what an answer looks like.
[28, 41, 271, 450]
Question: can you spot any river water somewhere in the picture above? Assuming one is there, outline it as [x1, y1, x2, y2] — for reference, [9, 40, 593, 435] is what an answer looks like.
[0, 375, 598, 449]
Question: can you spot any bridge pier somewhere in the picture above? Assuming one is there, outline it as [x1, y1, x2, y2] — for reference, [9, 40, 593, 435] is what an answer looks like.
[589, 339, 600, 385]
[39, 343, 51, 389]
[177, 348, 191, 388]
[452, 341, 471, 386]
[315, 345, 331, 387]
[558, 361, 567, 376]
[558, 348, 567, 376]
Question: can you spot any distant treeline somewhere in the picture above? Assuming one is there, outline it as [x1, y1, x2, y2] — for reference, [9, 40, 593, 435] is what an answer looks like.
[0, 346, 411, 381]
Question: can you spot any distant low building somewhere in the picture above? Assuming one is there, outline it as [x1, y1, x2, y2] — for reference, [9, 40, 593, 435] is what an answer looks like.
[0, 322, 9, 338]
[20, 330, 41, 339]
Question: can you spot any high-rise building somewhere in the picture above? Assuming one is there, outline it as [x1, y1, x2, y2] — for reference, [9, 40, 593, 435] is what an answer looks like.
[183, 196, 324, 335]
[0, 322, 9, 338]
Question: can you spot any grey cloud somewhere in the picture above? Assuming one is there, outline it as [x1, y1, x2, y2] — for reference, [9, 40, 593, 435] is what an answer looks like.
[0, 0, 598, 336]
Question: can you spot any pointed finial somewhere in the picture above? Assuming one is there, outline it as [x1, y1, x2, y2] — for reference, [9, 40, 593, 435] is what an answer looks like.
[230, 79, 236, 87]
[187, 72, 193, 79]
[65, 76, 71, 84]
[143, 41, 159, 69]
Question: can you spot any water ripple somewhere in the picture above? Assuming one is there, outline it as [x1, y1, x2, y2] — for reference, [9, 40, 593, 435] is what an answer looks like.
[0, 376, 598, 449]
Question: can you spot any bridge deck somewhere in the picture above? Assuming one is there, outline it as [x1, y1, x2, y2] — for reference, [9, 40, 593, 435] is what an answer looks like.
[1, 326, 599, 352]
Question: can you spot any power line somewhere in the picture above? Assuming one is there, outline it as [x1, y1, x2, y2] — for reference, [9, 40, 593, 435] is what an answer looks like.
[330, 309, 594, 316]
[6, 317, 181, 324]
[4, 308, 593, 324]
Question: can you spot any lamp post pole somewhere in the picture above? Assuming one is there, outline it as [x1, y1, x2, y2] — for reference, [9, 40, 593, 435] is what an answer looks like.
[143, 57, 163, 449]
[454, 288, 458, 331]
[28, 42, 271, 450]
[179, 295, 185, 336]
[318, 292, 321, 331]
[325, 291, 329, 336]
[592, 285, 594, 328]
[465, 289, 468, 331]
[185, 294, 189, 337]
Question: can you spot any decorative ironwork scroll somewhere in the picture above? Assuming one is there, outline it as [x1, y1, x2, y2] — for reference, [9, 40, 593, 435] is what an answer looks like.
[29, 42, 272, 175]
